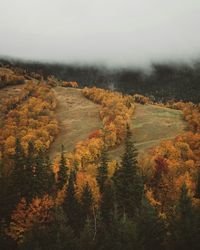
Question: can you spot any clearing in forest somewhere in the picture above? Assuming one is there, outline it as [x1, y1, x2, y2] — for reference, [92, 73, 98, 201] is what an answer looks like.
[49, 87, 102, 159]
[0, 85, 187, 161]
[50, 87, 187, 161]
[109, 103, 187, 160]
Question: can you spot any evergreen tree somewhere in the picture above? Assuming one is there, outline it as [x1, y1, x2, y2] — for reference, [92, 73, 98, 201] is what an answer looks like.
[100, 180, 115, 225]
[81, 182, 93, 223]
[195, 167, 200, 199]
[34, 147, 55, 197]
[113, 125, 143, 218]
[0, 158, 16, 220]
[24, 140, 36, 201]
[20, 207, 77, 250]
[170, 183, 199, 250]
[79, 218, 96, 250]
[57, 145, 68, 191]
[96, 145, 108, 194]
[178, 183, 192, 217]
[11, 140, 55, 206]
[5, 138, 27, 216]
[63, 168, 81, 235]
[137, 196, 166, 250]
[0, 220, 17, 250]
[12, 138, 26, 200]
[99, 216, 140, 250]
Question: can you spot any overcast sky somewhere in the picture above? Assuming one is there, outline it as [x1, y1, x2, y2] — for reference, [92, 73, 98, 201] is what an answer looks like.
[0, 0, 200, 67]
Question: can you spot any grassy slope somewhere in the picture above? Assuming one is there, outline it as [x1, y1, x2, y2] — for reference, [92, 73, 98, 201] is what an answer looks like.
[109, 103, 187, 161]
[0, 85, 186, 160]
[49, 87, 187, 161]
[49, 87, 102, 159]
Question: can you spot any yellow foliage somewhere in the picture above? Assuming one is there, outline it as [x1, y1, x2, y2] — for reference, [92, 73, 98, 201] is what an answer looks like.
[76, 172, 100, 206]
[146, 189, 161, 207]
[0, 82, 59, 159]
[82, 87, 134, 148]
[8, 195, 54, 244]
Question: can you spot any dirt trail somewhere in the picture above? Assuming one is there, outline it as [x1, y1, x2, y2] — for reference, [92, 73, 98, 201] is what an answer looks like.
[49, 87, 101, 159]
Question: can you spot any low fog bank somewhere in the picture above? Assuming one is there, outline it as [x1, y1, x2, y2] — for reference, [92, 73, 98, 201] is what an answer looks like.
[1, 57, 200, 103]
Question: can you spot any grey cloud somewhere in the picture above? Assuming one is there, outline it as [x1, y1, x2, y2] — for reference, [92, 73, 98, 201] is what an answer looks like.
[0, 0, 200, 67]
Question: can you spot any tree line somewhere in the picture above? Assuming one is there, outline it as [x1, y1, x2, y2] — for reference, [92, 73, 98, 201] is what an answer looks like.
[0, 126, 200, 250]
[1, 58, 200, 103]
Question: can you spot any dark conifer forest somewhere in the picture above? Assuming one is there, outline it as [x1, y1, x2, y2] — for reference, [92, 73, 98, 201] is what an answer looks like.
[1, 58, 200, 103]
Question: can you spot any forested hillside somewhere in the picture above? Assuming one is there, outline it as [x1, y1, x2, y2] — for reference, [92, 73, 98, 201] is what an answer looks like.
[0, 65, 200, 250]
[1, 58, 200, 102]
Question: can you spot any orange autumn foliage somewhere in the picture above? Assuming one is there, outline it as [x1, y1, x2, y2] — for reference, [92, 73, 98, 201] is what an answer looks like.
[0, 82, 59, 158]
[62, 81, 78, 88]
[8, 195, 54, 244]
[133, 94, 151, 105]
[82, 87, 134, 147]
[76, 171, 100, 206]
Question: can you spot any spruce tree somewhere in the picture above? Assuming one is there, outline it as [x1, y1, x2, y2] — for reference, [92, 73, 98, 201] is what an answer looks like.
[57, 145, 68, 191]
[0, 158, 16, 220]
[113, 124, 143, 218]
[137, 196, 166, 250]
[12, 138, 26, 199]
[24, 140, 36, 201]
[34, 147, 55, 197]
[79, 218, 96, 250]
[8, 138, 27, 211]
[100, 180, 115, 225]
[96, 145, 108, 194]
[63, 168, 81, 235]
[20, 207, 77, 250]
[81, 182, 93, 222]
[114, 125, 143, 216]
[171, 183, 199, 250]
[100, 216, 140, 250]
[178, 183, 192, 218]
[195, 167, 200, 199]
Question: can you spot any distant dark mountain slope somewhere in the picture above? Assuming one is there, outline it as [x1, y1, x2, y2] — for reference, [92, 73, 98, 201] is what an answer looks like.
[1, 57, 200, 103]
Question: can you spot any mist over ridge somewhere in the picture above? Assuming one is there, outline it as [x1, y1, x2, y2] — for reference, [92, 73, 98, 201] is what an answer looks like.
[1, 55, 200, 104]
[1, 0, 200, 67]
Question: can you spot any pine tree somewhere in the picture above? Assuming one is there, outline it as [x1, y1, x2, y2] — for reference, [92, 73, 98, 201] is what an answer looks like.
[100, 180, 114, 225]
[63, 168, 81, 235]
[20, 207, 77, 250]
[0, 220, 17, 250]
[0, 158, 16, 220]
[137, 196, 166, 250]
[195, 167, 200, 199]
[178, 183, 192, 218]
[79, 218, 96, 250]
[96, 145, 108, 194]
[57, 145, 68, 191]
[81, 182, 93, 224]
[12, 138, 26, 199]
[24, 140, 36, 201]
[34, 147, 55, 197]
[7, 138, 26, 213]
[113, 125, 143, 218]
[100, 216, 140, 250]
[170, 183, 199, 250]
